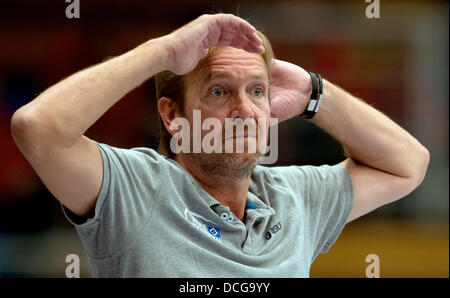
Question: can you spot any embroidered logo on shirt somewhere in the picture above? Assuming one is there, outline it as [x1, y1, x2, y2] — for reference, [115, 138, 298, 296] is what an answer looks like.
[265, 220, 282, 240]
[207, 226, 221, 238]
[184, 208, 222, 243]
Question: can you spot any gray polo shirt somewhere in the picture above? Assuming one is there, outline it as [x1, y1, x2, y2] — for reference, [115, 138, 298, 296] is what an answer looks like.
[61, 141, 354, 277]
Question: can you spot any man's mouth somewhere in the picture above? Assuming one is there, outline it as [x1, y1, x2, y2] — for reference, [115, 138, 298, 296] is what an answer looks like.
[224, 128, 258, 141]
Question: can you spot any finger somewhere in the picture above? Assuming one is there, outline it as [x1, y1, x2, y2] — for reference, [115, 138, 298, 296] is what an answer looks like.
[217, 29, 247, 48]
[211, 14, 265, 53]
[218, 29, 237, 45]
[244, 32, 264, 54]
[219, 26, 258, 45]
[222, 14, 255, 31]
[229, 20, 264, 53]
[242, 43, 265, 55]
[227, 34, 258, 52]
[220, 33, 264, 54]
[246, 31, 263, 45]
[238, 36, 264, 53]
[215, 14, 256, 37]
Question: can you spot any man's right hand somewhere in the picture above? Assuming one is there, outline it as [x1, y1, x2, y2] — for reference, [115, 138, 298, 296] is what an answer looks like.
[159, 14, 265, 75]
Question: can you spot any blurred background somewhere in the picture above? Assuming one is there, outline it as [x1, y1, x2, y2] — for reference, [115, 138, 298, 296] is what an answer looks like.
[0, 0, 448, 277]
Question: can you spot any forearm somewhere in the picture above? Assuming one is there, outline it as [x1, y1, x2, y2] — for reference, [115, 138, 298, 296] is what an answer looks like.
[12, 37, 168, 149]
[309, 79, 430, 180]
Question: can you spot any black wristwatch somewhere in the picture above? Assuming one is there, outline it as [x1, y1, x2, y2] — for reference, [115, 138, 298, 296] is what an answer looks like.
[300, 72, 323, 119]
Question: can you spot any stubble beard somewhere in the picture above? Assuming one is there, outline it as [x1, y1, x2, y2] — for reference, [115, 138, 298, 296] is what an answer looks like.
[184, 151, 262, 179]
[175, 113, 270, 179]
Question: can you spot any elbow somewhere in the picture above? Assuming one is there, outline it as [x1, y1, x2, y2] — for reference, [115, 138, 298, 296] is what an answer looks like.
[11, 108, 49, 156]
[11, 109, 37, 145]
[410, 145, 430, 188]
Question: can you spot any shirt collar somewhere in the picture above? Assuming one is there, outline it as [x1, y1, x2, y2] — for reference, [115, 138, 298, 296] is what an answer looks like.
[167, 157, 274, 215]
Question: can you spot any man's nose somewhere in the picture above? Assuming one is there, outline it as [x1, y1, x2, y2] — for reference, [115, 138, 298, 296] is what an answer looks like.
[230, 90, 255, 120]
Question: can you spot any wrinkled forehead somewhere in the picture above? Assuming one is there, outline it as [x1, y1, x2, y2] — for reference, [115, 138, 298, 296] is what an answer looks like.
[188, 47, 268, 84]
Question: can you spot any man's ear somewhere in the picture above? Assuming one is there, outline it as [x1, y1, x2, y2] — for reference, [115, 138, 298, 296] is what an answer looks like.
[158, 96, 180, 137]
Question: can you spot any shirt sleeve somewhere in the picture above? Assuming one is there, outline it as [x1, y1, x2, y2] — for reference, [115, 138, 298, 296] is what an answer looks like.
[270, 164, 354, 262]
[60, 141, 167, 259]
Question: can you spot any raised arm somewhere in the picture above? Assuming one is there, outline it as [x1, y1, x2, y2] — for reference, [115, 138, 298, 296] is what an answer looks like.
[270, 59, 430, 223]
[10, 13, 264, 217]
[312, 79, 430, 223]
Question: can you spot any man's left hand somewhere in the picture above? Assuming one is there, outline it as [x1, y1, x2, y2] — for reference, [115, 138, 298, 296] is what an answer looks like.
[269, 59, 312, 122]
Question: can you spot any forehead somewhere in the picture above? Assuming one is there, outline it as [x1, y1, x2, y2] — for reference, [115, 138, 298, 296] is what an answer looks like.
[192, 47, 268, 82]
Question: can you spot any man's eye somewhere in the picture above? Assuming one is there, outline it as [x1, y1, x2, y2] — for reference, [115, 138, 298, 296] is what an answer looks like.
[211, 88, 224, 97]
[252, 87, 264, 97]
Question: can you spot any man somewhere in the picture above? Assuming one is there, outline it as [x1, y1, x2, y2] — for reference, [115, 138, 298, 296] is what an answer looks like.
[11, 14, 429, 277]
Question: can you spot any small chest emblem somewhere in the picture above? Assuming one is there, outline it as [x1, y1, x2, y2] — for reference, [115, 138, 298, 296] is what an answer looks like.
[265, 221, 282, 240]
[207, 226, 221, 239]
